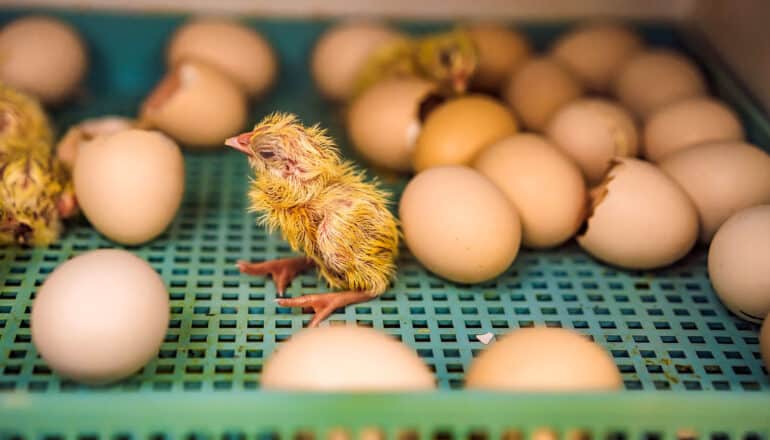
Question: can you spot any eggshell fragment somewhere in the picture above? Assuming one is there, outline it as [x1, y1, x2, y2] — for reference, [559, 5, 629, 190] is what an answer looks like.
[708, 205, 770, 324]
[140, 60, 248, 148]
[578, 158, 698, 270]
[659, 141, 770, 242]
[312, 22, 405, 101]
[400, 166, 521, 283]
[474, 134, 586, 248]
[167, 18, 277, 97]
[546, 98, 639, 184]
[412, 95, 517, 171]
[0, 16, 88, 105]
[261, 326, 435, 391]
[468, 23, 531, 92]
[56, 116, 134, 168]
[551, 23, 643, 92]
[74, 129, 185, 245]
[503, 57, 584, 131]
[465, 327, 622, 391]
[31, 249, 169, 384]
[643, 97, 744, 162]
[613, 49, 707, 118]
[346, 77, 435, 172]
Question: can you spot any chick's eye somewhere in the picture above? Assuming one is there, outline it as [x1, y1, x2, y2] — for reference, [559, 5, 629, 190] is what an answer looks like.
[259, 150, 275, 159]
[439, 49, 452, 67]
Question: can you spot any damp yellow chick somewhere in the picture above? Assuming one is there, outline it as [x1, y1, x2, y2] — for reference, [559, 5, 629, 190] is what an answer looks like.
[0, 83, 53, 154]
[354, 28, 478, 98]
[225, 112, 399, 327]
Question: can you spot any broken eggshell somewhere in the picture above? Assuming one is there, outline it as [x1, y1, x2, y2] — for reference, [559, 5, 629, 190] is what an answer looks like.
[56, 116, 134, 168]
[577, 158, 698, 270]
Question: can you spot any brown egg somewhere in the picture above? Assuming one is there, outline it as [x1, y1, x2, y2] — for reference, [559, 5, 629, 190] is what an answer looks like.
[474, 134, 586, 248]
[412, 95, 517, 171]
[346, 77, 436, 172]
[551, 23, 643, 92]
[468, 23, 531, 92]
[613, 49, 707, 118]
[503, 57, 584, 131]
[167, 18, 277, 98]
[659, 141, 770, 242]
[0, 16, 87, 105]
[56, 116, 135, 168]
[578, 158, 698, 270]
[140, 60, 248, 149]
[465, 327, 622, 391]
[546, 98, 639, 184]
[643, 97, 744, 162]
[400, 166, 521, 284]
[312, 22, 405, 101]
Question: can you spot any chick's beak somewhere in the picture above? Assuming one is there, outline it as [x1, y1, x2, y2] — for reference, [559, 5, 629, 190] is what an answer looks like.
[451, 72, 469, 94]
[225, 132, 254, 156]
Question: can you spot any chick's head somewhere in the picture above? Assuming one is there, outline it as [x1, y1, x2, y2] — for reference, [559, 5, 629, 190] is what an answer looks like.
[417, 29, 478, 93]
[226, 112, 341, 182]
[0, 84, 53, 153]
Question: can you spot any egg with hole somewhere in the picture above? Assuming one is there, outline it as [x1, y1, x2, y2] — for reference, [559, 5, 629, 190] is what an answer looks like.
[140, 60, 248, 148]
[261, 326, 435, 390]
[578, 158, 698, 269]
[613, 49, 707, 118]
[467, 23, 531, 92]
[643, 97, 744, 162]
[31, 249, 169, 384]
[551, 22, 643, 92]
[400, 166, 521, 283]
[167, 18, 277, 98]
[56, 116, 134, 168]
[474, 134, 586, 248]
[0, 16, 87, 105]
[312, 21, 405, 101]
[74, 129, 185, 245]
[546, 98, 639, 184]
[346, 77, 436, 172]
[412, 95, 517, 171]
[503, 57, 584, 131]
[465, 327, 622, 391]
[659, 141, 770, 242]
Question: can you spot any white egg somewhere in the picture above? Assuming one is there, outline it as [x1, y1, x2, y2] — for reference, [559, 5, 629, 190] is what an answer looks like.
[31, 249, 169, 384]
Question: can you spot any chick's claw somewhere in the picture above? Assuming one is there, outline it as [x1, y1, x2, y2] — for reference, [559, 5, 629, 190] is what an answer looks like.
[236, 257, 314, 296]
[277, 291, 373, 327]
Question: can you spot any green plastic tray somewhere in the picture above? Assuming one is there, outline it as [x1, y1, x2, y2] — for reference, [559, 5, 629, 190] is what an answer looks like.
[1, 8, 770, 439]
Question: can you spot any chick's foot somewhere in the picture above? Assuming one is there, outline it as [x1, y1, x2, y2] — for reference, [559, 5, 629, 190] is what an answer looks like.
[237, 257, 314, 296]
[277, 290, 373, 327]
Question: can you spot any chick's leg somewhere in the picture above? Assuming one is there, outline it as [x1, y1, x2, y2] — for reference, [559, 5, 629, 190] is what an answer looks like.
[277, 291, 373, 327]
[237, 257, 315, 296]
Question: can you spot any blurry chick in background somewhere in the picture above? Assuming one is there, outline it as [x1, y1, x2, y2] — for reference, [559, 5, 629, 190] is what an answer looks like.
[226, 113, 399, 327]
[354, 29, 478, 97]
[0, 84, 53, 154]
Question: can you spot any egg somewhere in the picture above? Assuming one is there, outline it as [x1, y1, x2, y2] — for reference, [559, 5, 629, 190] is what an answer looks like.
[74, 129, 185, 245]
[643, 97, 744, 162]
[31, 249, 169, 384]
[659, 141, 770, 242]
[474, 134, 586, 248]
[761, 317, 770, 369]
[467, 23, 531, 92]
[708, 205, 770, 323]
[167, 18, 277, 98]
[503, 57, 584, 132]
[546, 98, 639, 184]
[400, 166, 521, 283]
[312, 21, 405, 101]
[465, 327, 622, 391]
[0, 16, 87, 105]
[551, 23, 643, 92]
[613, 49, 707, 118]
[346, 77, 436, 172]
[261, 326, 434, 391]
[56, 116, 134, 168]
[140, 60, 248, 148]
[578, 158, 698, 270]
[412, 95, 517, 172]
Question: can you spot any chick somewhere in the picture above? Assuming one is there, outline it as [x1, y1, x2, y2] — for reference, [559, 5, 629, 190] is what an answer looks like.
[0, 84, 53, 154]
[354, 28, 478, 97]
[226, 112, 399, 327]
[0, 147, 76, 246]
